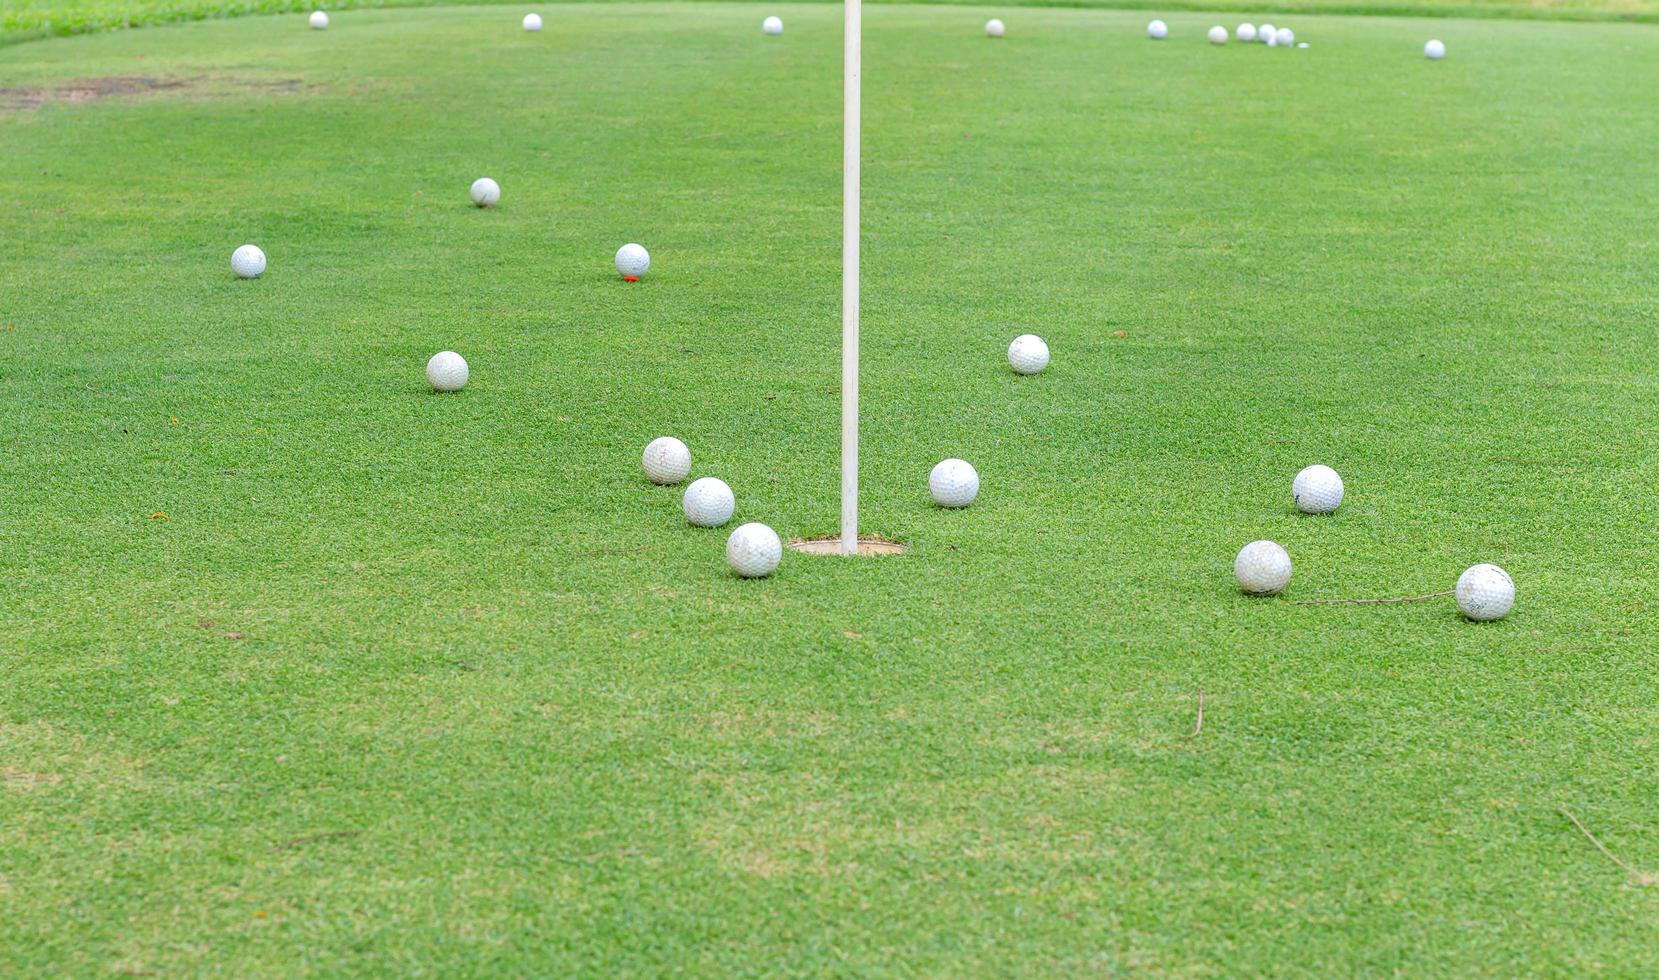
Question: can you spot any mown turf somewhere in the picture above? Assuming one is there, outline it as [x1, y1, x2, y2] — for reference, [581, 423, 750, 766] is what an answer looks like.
[6, 0, 1659, 47]
[2, 3, 1657, 975]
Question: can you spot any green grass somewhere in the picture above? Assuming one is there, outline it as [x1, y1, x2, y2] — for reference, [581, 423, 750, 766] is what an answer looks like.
[6, 0, 1659, 47]
[3, 3, 1658, 974]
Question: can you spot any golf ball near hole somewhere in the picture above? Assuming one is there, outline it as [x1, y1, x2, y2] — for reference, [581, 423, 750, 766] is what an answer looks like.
[426, 351, 469, 392]
[1456, 564, 1514, 621]
[309, 10, 328, 29]
[929, 458, 979, 508]
[522, 13, 542, 31]
[683, 477, 735, 528]
[1147, 19, 1168, 39]
[642, 437, 692, 485]
[469, 177, 500, 208]
[615, 243, 650, 281]
[726, 522, 782, 578]
[1007, 334, 1049, 375]
[1236, 23, 1257, 41]
[1235, 541, 1292, 596]
[1292, 464, 1344, 515]
[985, 18, 1005, 38]
[1276, 28, 1294, 46]
[763, 16, 783, 35]
[1208, 25, 1228, 44]
[1425, 39, 1446, 60]
[231, 244, 266, 279]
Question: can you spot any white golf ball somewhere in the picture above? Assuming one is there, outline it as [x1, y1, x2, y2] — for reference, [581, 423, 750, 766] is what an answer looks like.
[763, 16, 783, 35]
[1292, 464, 1344, 515]
[1298, 42, 1309, 49]
[1276, 27, 1294, 47]
[1147, 19, 1168, 39]
[309, 10, 328, 29]
[1264, 32, 1278, 48]
[726, 522, 782, 578]
[1007, 334, 1049, 375]
[522, 13, 542, 32]
[1425, 39, 1446, 60]
[1456, 563, 1514, 621]
[469, 177, 500, 208]
[1236, 23, 1257, 42]
[615, 243, 650, 280]
[426, 351, 468, 392]
[1208, 25, 1228, 44]
[683, 477, 735, 528]
[1258, 23, 1275, 42]
[929, 458, 979, 508]
[231, 244, 266, 279]
[985, 18, 1004, 38]
[1235, 540, 1292, 596]
[642, 437, 692, 485]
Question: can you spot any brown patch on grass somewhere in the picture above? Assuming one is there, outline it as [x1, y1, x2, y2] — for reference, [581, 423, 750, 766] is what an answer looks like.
[3, 767, 62, 792]
[0, 75, 306, 113]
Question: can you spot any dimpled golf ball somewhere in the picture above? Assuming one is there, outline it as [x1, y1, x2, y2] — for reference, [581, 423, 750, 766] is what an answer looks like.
[1208, 25, 1228, 44]
[642, 436, 692, 485]
[309, 10, 328, 29]
[929, 458, 979, 508]
[523, 13, 542, 31]
[615, 243, 650, 281]
[231, 244, 266, 279]
[469, 177, 500, 208]
[726, 522, 782, 578]
[683, 477, 735, 528]
[1258, 22, 1275, 42]
[1425, 39, 1446, 60]
[985, 18, 1005, 38]
[1007, 334, 1049, 375]
[426, 351, 468, 392]
[1456, 563, 1514, 621]
[1235, 540, 1292, 596]
[1276, 27, 1294, 46]
[1147, 19, 1168, 39]
[763, 15, 783, 34]
[1237, 22, 1257, 41]
[1292, 464, 1344, 515]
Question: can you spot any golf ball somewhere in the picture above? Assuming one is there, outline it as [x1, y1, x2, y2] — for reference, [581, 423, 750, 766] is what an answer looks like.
[1456, 564, 1514, 621]
[523, 13, 542, 31]
[1425, 39, 1446, 60]
[231, 244, 266, 279]
[683, 477, 735, 528]
[1208, 25, 1228, 44]
[309, 10, 328, 29]
[616, 243, 650, 281]
[928, 458, 979, 508]
[1292, 464, 1344, 515]
[1276, 27, 1294, 46]
[1007, 334, 1049, 375]
[1264, 32, 1278, 48]
[426, 351, 468, 392]
[763, 15, 783, 35]
[1147, 19, 1168, 39]
[642, 436, 692, 485]
[1235, 541, 1292, 596]
[1258, 23, 1275, 42]
[985, 18, 1005, 38]
[469, 177, 500, 208]
[726, 522, 782, 578]
[1236, 23, 1257, 41]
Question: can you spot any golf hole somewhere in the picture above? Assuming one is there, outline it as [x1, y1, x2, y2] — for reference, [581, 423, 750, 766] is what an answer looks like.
[788, 536, 907, 557]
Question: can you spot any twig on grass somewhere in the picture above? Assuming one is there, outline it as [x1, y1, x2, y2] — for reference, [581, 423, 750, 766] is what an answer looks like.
[1183, 688, 1204, 740]
[1293, 590, 1454, 607]
[272, 830, 360, 852]
[1559, 806, 1656, 885]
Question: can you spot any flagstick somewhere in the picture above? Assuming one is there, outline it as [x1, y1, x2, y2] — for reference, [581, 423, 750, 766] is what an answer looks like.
[840, 0, 861, 556]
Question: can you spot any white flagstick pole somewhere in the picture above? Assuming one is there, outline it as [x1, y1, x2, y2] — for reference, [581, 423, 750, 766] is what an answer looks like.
[841, 0, 861, 556]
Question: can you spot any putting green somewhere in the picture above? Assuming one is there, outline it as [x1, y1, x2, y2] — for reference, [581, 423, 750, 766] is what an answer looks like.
[2, 5, 1656, 974]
